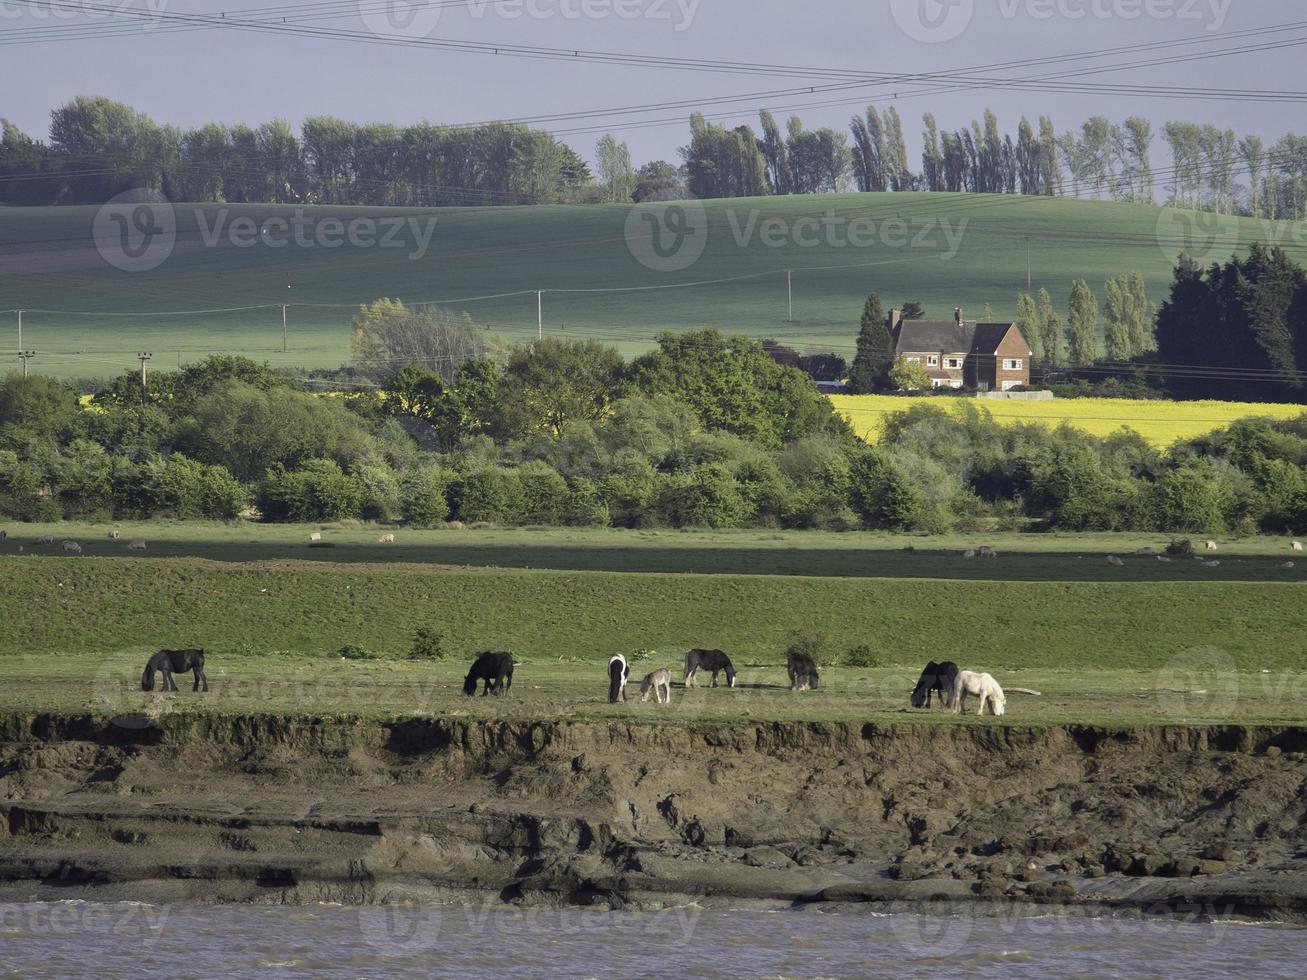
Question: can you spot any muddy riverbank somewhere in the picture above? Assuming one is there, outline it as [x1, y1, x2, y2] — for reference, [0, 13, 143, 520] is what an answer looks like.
[1, 714, 1305, 920]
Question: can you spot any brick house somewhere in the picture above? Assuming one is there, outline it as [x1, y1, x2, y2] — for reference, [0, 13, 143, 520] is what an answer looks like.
[888, 308, 1032, 391]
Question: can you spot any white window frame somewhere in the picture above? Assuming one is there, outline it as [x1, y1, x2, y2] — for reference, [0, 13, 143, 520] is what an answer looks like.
[926, 355, 940, 367]
[943, 357, 963, 370]
[907, 356, 921, 364]
[1003, 358, 1024, 370]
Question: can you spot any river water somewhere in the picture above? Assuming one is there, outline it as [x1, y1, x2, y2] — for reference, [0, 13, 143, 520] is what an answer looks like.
[2, 901, 1305, 978]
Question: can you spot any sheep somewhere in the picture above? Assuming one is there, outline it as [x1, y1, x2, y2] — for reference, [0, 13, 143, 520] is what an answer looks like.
[1293, 541, 1303, 553]
[62, 541, 82, 554]
[106, 529, 120, 540]
[1282, 562, 1296, 570]
[378, 533, 395, 543]
[1106, 555, 1125, 567]
[962, 549, 976, 559]
[1154, 555, 1172, 563]
[1204, 560, 1221, 568]
[1205, 540, 1219, 551]
[127, 540, 147, 551]
[977, 546, 997, 558]
[309, 532, 322, 543]
[36, 534, 54, 545]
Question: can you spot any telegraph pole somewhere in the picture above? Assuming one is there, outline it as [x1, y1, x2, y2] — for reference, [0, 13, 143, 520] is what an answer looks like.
[18, 350, 34, 380]
[1026, 237, 1032, 292]
[787, 270, 793, 323]
[537, 290, 543, 340]
[16, 310, 21, 352]
[138, 352, 152, 390]
[282, 304, 288, 353]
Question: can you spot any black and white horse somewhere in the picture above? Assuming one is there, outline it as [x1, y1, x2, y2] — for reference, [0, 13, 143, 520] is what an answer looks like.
[607, 654, 630, 703]
[786, 650, 819, 691]
[463, 652, 514, 696]
[141, 649, 208, 693]
[911, 660, 960, 709]
[684, 649, 736, 688]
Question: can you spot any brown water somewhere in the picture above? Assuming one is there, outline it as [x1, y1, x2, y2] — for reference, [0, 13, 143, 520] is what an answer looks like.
[1, 901, 1304, 978]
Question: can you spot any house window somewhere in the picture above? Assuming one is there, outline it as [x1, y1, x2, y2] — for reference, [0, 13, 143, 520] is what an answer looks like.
[926, 355, 939, 367]
[1003, 358, 1024, 370]
[907, 356, 921, 364]
[944, 357, 963, 370]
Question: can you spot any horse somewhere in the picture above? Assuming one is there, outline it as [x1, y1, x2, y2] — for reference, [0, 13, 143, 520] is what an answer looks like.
[463, 652, 514, 697]
[787, 650, 819, 691]
[607, 654, 630, 703]
[952, 670, 1006, 716]
[683, 649, 736, 688]
[911, 661, 960, 709]
[639, 669, 673, 704]
[141, 649, 208, 693]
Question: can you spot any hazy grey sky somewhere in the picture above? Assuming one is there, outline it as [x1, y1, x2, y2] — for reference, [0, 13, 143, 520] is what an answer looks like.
[2, 0, 1302, 172]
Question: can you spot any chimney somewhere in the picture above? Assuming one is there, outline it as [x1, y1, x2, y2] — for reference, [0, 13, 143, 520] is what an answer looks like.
[954, 307, 963, 325]
[888, 308, 902, 332]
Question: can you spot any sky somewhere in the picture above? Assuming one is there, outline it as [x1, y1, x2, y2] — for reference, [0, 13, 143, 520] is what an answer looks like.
[1, 0, 1304, 174]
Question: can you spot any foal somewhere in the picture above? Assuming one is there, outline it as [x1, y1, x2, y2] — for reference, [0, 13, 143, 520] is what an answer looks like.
[639, 669, 673, 704]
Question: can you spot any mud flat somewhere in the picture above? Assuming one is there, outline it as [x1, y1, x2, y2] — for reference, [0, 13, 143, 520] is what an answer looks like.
[1, 714, 1305, 921]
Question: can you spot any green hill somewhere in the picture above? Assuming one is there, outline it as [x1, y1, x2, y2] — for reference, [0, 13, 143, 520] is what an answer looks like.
[0, 193, 1290, 378]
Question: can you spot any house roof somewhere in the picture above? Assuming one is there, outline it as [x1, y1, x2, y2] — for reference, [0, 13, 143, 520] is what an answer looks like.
[892, 319, 1023, 356]
[892, 320, 975, 354]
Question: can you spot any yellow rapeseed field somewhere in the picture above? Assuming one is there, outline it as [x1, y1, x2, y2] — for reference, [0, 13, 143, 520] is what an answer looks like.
[830, 395, 1307, 449]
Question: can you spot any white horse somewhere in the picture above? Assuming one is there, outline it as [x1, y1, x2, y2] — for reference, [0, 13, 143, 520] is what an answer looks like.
[639, 669, 673, 704]
[952, 670, 1006, 716]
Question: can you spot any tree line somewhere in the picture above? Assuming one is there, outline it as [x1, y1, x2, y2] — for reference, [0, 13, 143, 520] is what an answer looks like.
[5, 97, 1306, 217]
[0, 97, 591, 207]
[4, 300, 1307, 534]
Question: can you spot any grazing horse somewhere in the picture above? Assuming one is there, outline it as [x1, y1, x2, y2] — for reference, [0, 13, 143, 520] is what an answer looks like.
[607, 654, 630, 703]
[683, 649, 736, 688]
[463, 652, 514, 696]
[911, 661, 959, 709]
[639, 669, 673, 704]
[141, 649, 208, 693]
[952, 670, 1006, 716]
[787, 650, 819, 691]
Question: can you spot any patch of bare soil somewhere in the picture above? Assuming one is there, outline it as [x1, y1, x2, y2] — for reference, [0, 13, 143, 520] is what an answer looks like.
[1, 716, 1305, 919]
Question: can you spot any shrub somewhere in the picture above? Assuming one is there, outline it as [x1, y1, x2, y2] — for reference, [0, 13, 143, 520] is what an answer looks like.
[840, 644, 882, 668]
[401, 465, 449, 527]
[785, 631, 829, 666]
[407, 627, 446, 661]
[338, 644, 378, 660]
[449, 467, 524, 524]
[256, 459, 362, 522]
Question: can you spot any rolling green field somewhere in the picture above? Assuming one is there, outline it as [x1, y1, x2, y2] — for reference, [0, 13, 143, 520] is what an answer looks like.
[2, 193, 1295, 378]
[1, 524, 1302, 726]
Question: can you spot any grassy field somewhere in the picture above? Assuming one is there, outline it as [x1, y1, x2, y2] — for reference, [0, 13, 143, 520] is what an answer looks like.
[0, 521, 1303, 724]
[3, 192, 1299, 378]
[832, 394, 1307, 449]
[0, 654, 1295, 728]
[3, 522, 1305, 581]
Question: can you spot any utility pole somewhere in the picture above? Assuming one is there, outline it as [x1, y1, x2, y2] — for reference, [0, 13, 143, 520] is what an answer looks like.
[1026, 237, 1032, 292]
[16, 310, 21, 352]
[536, 290, 543, 340]
[787, 270, 793, 323]
[18, 350, 34, 380]
[138, 352, 152, 390]
[282, 304, 288, 353]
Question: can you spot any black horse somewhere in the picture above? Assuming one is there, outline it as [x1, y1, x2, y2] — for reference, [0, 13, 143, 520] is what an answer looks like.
[141, 649, 208, 693]
[684, 649, 736, 688]
[786, 650, 819, 691]
[911, 661, 959, 708]
[463, 652, 514, 696]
